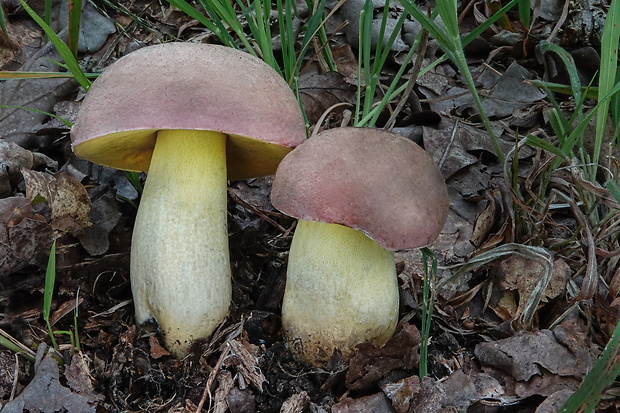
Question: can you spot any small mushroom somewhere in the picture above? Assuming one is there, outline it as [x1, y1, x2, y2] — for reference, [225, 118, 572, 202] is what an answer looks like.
[271, 127, 448, 366]
[71, 43, 306, 357]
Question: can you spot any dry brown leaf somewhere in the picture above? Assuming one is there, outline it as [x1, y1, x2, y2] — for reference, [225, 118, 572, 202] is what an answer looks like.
[213, 370, 234, 413]
[77, 187, 121, 256]
[148, 335, 171, 359]
[279, 391, 309, 413]
[493, 255, 571, 320]
[298, 70, 356, 126]
[226, 388, 256, 413]
[470, 190, 499, 248]
[381, 375, 420, 413]
[332, 392, 393, 413]
[536, 389, 574, 413]
[1, 344, 96, 413]
[22, 168, 92, 234]
[409, 376, 451, 413]
[474, 328, 591, 398]
[346, 323, 420, 390]
[0, 139, 57, 197]
[225, 338, 265, 392]
[64, 352, 103, 403]
[0, 195, 54, 275]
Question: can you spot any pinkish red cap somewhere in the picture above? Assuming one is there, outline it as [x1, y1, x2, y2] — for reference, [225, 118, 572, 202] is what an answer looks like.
[271, 127, 448, 250]
[71, 42, 306, 180]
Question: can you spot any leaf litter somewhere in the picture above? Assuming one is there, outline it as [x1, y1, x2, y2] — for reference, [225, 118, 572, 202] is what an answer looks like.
[0, 0, 619, 412]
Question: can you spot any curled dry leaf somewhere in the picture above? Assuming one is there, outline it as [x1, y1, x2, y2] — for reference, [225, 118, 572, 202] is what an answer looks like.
[332, 392, 394, 413]
[226, 388, 256, 413]
[381, 375, 420, 413]
[64, 352, 103, 403]
[346, 323, 421, 390]
[77, 187, 122, 256]
[0, 195, 53, 275]
[0, 344, 96, 413]
[493, 255, 571, 321]
[474, 328, 591, 398]
[298, 70, 356, 126]
[280, 391, 309, 413]
[148, 335, 171, 359]
[21, 168, 92, 234]
[0, 138, 57, 197]
[213, 370, 235, 413]
[225, 339, 266, 392]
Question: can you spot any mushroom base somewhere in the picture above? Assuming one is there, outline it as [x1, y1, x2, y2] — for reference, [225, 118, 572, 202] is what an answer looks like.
[282, 220, 399, 367]
[130, 129, 232, 357]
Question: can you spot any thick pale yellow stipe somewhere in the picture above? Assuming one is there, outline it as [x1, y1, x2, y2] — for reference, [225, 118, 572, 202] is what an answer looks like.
[130, 129, 231, 357]
[282, 220, 399, 366]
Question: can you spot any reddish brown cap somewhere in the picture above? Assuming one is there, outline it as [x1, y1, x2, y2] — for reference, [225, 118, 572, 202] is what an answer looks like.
[271, 127, 449, 250]
[70, 42, 306, 180]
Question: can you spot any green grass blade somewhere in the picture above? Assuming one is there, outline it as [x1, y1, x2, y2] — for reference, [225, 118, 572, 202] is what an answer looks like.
[560, 320, 620, 412]
[19, 0, 91, 91]
[73, 288, 81, 351]
[43, 240, 59, 350]
[44, 0, 52, 39]
[537, 41, 583, 108]
[529, 80, 599, 99]
[67, 0, 82, 58]
[419, 247, 438, 378]
[399, 1, 505, 163]
[214, 0, 256, 54]
[550, 79, 620, 170]
[525, 134, 569, 159]
[0, 3, 9, 38]
[0, 105, 73, 127]
[592, 0, 620, 173]
[518, 0, 531, 28]
[307, 0, 336, 71]
[611, 71, 620, 126]
[399, 2, 450, 48]
[166, 0, 239, 49]
[0, 70, 98, 80]
[607, 180, 620, 204]
[462, 0, 521, 46]
[0, 329, 36, 362]
[277, 0, 294, 81]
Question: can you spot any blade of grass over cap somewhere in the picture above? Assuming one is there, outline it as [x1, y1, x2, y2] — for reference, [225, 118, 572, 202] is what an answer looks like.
[0, 71, 98, 80]
[19, 0, 91, 91]
[0, 105, 73, 127]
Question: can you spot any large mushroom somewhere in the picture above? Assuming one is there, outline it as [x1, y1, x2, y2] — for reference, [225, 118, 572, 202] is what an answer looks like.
[71, 42, 306, 357]
[271, 127, 448, 366]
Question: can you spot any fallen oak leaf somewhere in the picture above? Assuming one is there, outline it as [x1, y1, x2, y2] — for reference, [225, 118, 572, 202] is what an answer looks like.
[346, 323, 421, 390]
[0, 343, 97, 413]
[0, 138, 57, 197]
[22, 168, 91, 234]
[0, 195, 53, 274]
[225, 338, 266, 392]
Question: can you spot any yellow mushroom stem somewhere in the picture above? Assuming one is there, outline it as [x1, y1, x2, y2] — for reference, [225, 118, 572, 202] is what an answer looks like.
[130, 129, 231, 357]
[282, 220, 399, 366]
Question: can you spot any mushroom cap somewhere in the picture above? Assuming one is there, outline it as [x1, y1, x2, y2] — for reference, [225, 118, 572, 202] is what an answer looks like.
[70, 42, 306, 180]
[271, 127, 449, 250]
